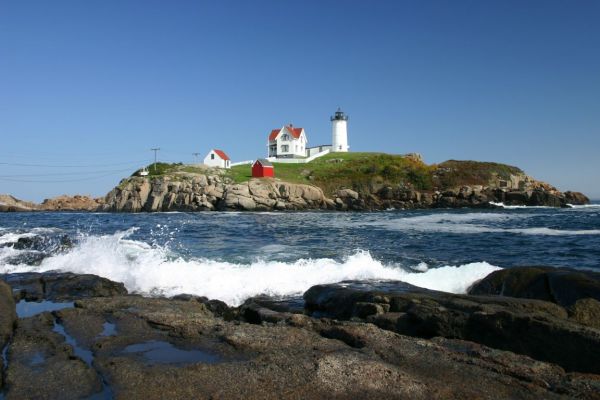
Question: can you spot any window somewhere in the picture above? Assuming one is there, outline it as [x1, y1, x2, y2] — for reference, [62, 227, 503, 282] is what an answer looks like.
[282, 134, 289, 141]
[211, 154, 215, 159]
[282, 145, 289, 152]
[295, 145, 298, 152]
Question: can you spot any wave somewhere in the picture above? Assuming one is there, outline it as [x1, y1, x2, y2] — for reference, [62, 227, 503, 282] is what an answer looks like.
[567, 204, 600, 209]
[373, 213, 600, 236]
[0, 229, 501, 306]
[489, 202, 552, 209]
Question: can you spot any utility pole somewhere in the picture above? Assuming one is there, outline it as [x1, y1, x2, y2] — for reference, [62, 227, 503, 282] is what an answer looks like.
[192, 152, 200, 164]
[150, 148, 160, 172]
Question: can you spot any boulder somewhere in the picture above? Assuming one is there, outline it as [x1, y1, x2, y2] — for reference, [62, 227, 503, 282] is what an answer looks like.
[3, 272, 128, 301]
[304, 280, 600, 374]
[468, 266, 600, 307]
[565, 191, 590, 205]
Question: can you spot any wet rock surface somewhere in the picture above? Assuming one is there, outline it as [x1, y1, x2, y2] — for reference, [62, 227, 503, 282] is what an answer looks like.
[5, 312, 102, 400]
[0, 281, 17, 389]
[1, 272, 600, 399]
[468, 266, 600, 307]
[2, 272, 128, 301]
[305, 278, 600, 374]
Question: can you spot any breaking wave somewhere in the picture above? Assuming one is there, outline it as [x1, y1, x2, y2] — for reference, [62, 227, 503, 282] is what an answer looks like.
[0, 229, 501, 306]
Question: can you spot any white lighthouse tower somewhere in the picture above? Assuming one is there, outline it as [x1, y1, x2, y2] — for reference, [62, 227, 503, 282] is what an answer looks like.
[331, 108, 349, 152]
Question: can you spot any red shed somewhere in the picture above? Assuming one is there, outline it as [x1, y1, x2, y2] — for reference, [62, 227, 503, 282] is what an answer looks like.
[252, 159, 274, 178]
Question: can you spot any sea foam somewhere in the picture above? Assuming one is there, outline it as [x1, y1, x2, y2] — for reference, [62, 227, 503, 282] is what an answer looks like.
[0, 229, 501, 306]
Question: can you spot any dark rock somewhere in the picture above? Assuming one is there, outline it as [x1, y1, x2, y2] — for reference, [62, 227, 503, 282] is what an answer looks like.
[468, 266, 600, 308]
[0, 280, 17, 389]
[2, 272, 127, 301]
[52, 295, 600, 399]
[11, 236, 46, 250]
[171, 294, 232, 318]
[2, 273, 600, 398]
[569, 298, 600, 330]
[305, 280, 600, 374]
[564, 191, 590, 205]
[505, 191, 529, 204]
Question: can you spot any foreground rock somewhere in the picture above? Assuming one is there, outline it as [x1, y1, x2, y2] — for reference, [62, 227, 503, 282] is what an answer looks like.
[2, 273, 600, 398]
[304, 280, 600, 374]
[0, 281, 17, 389]
[7, 295, 597, 399]
[3, 272, 128, 301]
[469, 266, 600, 329]
[5, 312, 102, 399]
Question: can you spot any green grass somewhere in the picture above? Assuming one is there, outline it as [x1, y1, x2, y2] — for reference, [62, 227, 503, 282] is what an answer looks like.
[226, 152, 434, 195]
[131, 162, 184, 178]
[434, 160, 523, 189]
[124, 154, 526, 196]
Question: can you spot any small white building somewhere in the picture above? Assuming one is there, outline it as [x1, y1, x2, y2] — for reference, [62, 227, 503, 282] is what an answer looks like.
[267, 124, 307, 159]
[203, 149, 231, 168]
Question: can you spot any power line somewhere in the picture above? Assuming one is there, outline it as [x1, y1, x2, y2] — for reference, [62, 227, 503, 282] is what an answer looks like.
[0, 167, 139, 177]
[0, 168, 134, 183]
[0, 160, 148, 168]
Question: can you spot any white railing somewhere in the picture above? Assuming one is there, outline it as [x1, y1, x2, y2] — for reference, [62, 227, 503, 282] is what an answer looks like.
[305, 149, 330, 162]
[265, 149, 330, 164]
[230, 160, 254, 167]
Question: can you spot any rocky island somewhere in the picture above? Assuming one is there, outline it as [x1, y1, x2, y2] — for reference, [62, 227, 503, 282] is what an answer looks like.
[0, 153, 590, 212]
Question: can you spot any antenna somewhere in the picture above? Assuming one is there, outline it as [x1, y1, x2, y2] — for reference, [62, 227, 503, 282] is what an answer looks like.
[150, 148, 160, 172]
[192, 152, 200, 164]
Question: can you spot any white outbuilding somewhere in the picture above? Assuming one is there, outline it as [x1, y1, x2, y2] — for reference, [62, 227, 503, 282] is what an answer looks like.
[203, 149, 231, 169]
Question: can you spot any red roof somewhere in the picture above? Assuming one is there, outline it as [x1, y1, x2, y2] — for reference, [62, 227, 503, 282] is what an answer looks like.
[213, 149, 230, 160]
[268, 125, 303, 141]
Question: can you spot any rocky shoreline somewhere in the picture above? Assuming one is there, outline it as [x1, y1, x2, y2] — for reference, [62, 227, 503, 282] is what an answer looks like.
[1, 267, 599, 399]
[1, 176, 589, 213]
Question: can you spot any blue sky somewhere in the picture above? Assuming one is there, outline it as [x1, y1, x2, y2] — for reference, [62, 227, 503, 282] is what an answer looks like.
[1, 0, 599, 201]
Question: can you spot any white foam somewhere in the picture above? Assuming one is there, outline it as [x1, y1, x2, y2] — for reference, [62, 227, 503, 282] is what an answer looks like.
[0, 232, 38, 245]
[567, 204, 600, 209]
[374, 213, 600, 236]
[0, 229, 502, 306]
[489, 202, 552, 209]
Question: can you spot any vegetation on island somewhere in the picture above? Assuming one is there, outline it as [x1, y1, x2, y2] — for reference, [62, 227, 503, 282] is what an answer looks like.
[130, 153, 526, 196]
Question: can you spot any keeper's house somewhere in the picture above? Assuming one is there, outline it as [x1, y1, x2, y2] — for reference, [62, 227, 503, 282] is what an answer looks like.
[267, 124, 307, 159]
[204, 149, 231, 169]
[252, 159, 274, 178]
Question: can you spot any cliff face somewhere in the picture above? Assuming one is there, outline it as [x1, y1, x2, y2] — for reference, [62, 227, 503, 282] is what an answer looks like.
[102, 175, 330, 212]
[101, 170, 589, 212]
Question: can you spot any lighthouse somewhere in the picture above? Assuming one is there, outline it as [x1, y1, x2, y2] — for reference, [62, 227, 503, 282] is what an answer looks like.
[331, 108, 349, 152]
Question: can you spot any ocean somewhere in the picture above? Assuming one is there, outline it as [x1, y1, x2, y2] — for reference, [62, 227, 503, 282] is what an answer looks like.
[1, 203, 599, 306]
